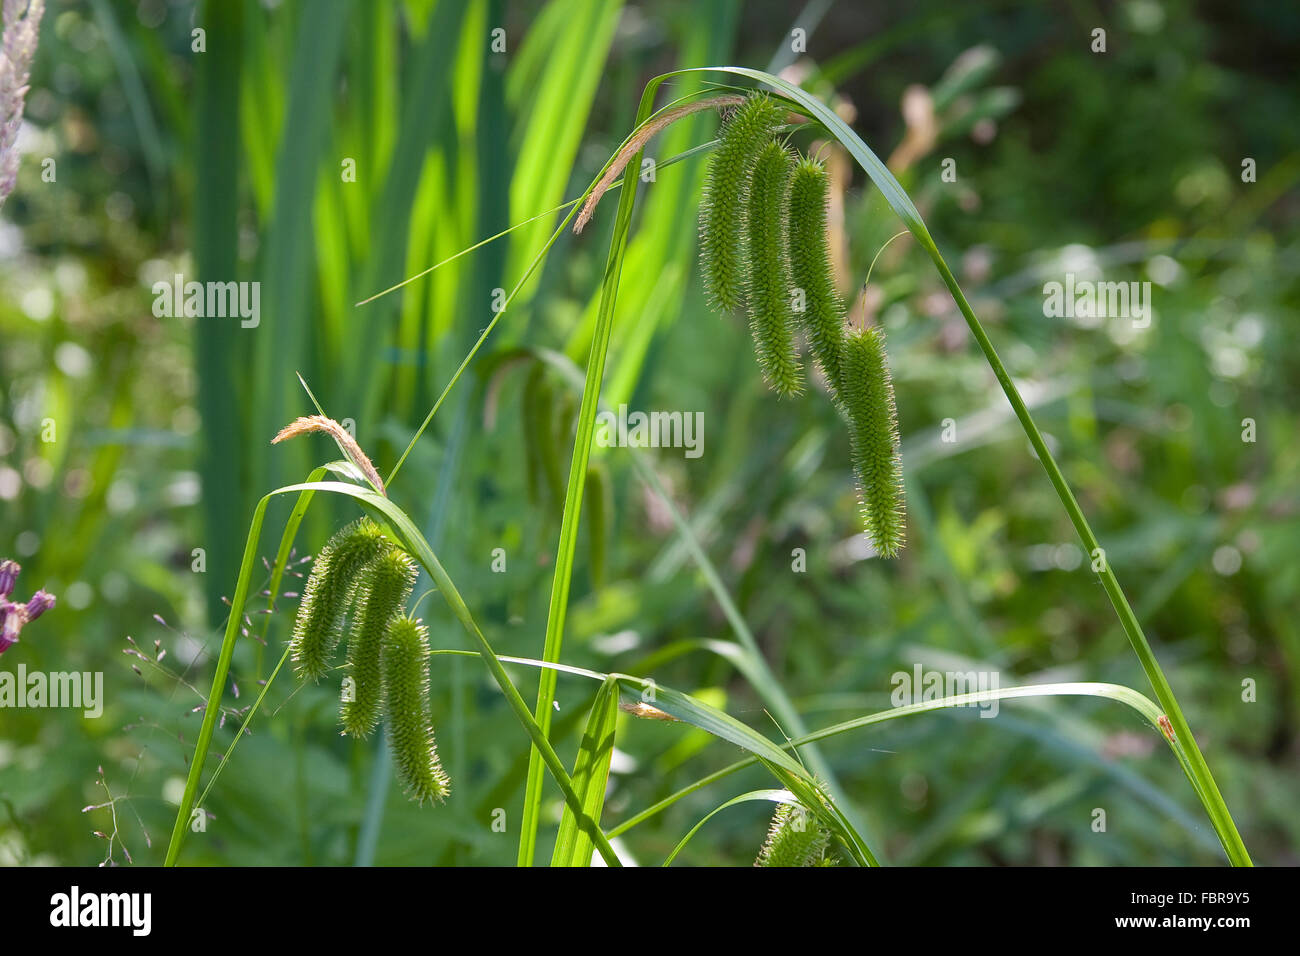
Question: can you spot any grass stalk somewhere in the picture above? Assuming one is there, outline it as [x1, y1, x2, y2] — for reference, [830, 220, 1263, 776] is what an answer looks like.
[515, 97, 650, 866]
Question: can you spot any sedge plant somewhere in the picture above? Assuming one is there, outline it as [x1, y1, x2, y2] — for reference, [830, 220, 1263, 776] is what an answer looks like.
[164, 69, 1251, 868]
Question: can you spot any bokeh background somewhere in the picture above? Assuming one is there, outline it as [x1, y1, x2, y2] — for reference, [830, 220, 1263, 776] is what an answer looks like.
[1, 0, 1297, 865]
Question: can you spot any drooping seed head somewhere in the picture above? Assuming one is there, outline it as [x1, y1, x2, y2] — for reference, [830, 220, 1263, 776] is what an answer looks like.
[290, 518, 390, 682]
[744, 139, 803, 397]
[839, 327, 906, 557]
[788, 157, 846, 394]
[755, 801, 831, 867]
[698, 94, 786, 314]
[340, 548, 418, 738]
[382, 616, 449, 805]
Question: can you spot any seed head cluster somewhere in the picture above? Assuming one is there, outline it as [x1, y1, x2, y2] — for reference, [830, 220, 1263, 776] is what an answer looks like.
[698, 93, 906, 556]
[291, 519, 448, 804]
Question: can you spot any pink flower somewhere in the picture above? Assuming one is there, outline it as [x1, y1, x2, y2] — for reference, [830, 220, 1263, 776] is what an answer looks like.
[0, 559, 17, 598]
[0, 601, 21, 654]
[0, 559, 54, 655]
[24, 588, 53, 620]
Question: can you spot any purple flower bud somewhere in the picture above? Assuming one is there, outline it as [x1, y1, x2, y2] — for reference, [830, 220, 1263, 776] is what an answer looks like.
[0, 560, 18, 599]
[0, 602, 20, 653]
[24, 589, 55, 621]
[0, 583, 55, 655]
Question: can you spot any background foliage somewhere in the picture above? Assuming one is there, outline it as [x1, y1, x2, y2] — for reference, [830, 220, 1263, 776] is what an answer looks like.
[1, 0, 1297, 866]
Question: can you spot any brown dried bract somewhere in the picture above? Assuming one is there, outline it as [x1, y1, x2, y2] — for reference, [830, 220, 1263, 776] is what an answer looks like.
[619, 700, 678, 722]
[573, 94, 745, 235]
[272, 415, 386, 497]
[1157, 714, 1176, 743]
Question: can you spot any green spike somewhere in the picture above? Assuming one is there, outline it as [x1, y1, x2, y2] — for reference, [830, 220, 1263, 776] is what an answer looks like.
[755, 802, 831, 867]
[698, 94, 785, 313]
[383, 616, 450, 805]
[290, 518, 390, 682]
[840, 328, 906, 557]
[788, 157, 846, 394]
[744, 139, 803, 397]
[340, 548, 418, 738]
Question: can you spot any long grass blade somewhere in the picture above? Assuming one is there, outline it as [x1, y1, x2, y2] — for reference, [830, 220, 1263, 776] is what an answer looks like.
[662, 789, 795, 866]
[551, 677, 621, 866]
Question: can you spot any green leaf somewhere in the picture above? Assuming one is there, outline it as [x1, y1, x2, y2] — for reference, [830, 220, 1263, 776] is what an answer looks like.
[552, 677, 621, 867]
[663, 789, 796, 866]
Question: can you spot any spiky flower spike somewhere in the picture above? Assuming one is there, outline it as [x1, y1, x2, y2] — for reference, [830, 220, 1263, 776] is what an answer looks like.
[840, 327, 906, 557]
[788, 157, 846, 395]
[290, 518, 390, 682]
[755, 802, 831, 867]
[340, 548, 418, 738]
[383, 616, 450, 804]
[698, 94, 785, 313]
[744, 139, 803, 397]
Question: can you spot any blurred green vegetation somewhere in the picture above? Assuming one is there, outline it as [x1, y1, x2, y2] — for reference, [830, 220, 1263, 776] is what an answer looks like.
[1, 0, 1297, 866]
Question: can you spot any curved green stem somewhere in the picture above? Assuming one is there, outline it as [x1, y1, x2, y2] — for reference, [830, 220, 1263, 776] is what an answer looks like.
[928, 253, 1250, 865]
